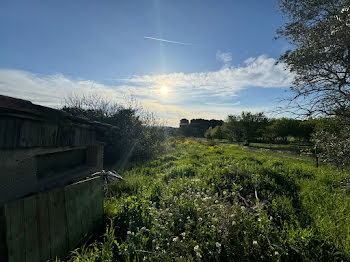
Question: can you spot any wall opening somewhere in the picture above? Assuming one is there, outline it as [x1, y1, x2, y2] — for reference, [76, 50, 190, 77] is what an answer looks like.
[36, 149, 87, 180]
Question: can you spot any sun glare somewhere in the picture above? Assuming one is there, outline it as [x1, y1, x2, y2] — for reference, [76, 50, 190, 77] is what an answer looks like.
[160, 85, 168, 95]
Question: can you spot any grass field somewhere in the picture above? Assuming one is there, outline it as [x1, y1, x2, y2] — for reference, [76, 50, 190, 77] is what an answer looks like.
[63, 138, 350, 261]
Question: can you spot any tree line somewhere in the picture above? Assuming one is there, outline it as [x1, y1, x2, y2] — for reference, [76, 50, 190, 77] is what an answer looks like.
[205, 112, 316, 145]
[179, 112, 316, 145]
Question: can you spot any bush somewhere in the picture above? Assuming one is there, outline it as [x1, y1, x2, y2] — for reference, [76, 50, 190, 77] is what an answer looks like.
[62, 94, 166, 167]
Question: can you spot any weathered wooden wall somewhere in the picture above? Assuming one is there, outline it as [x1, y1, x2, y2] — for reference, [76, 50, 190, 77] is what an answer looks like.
[0, 95, 106, 205]
[0, 95, 110, 261]
[2, 176, 104, 262]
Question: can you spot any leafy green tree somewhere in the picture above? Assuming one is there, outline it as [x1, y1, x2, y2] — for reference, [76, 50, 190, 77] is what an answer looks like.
[225, 112, 269, 144]
[205, 125, 225, 139]
[278, 0, 350, 165]
[224, 115, 244, 142]
[277, 0, 350, 118]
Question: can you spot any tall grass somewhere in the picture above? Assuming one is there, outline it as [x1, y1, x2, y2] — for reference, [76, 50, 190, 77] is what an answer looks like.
[58, 138, 350, 261]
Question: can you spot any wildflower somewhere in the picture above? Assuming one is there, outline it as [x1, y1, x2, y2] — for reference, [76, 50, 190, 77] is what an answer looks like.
[232, 220, 236, 225]
[216, 242, 221, 248]
[173, 237, 179, 242]
[198, 217, 203, 222]
[253, 240, 258, 245]
[127, 231, 131, 235]
[194, 245, 200, 252]
[274, 251, 279, 256]
[181, 232, 186, 237]
[196, 252, 202, 258]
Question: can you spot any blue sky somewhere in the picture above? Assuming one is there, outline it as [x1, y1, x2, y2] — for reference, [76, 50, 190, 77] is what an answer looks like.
[0, 0, 293, 126]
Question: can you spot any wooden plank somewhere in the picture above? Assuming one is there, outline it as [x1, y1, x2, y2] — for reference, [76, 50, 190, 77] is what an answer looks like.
[4, 199, 25, 262]
[23, 195, 40, 262]
[73, 182, 83, 246]
[36, 192, 51, 261]
[65, 182, 82, 250]
[90, 177, 104, 234]
[48, 188, 68, 260]
[79, 180, 92, 239]
[0, 206, 8, 262]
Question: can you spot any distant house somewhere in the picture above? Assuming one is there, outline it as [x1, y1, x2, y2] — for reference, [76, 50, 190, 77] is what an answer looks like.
[179, 118, 189, 128]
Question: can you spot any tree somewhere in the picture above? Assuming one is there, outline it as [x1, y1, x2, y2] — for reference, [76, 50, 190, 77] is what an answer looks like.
[313, 120, 350, 167]
[225, 112, 269, 144]
[62, 93, 165, 166]
[277, 0, 350, 118]
[205, 125, 225, 139]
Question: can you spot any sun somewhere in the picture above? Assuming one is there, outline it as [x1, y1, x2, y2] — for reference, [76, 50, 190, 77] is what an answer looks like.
[160, 85, 168, 95]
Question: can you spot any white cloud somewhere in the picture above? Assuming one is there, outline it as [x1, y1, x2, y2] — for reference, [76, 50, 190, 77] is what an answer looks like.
[216, 50, 232, 68]
[124, 55, 293, 99]
[0, 69, 124, 107]
[0, 54, 293, 126]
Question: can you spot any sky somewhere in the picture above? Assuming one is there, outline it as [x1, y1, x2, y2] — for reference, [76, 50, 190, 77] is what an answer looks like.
[0, 0, 294, 127]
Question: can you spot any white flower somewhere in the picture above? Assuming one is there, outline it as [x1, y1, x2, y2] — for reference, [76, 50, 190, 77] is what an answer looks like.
[198, 217, 203, 222]
[173, 237, 179, 242]
[181, 232, 186, 237]
[196, 252, 202, 258]
[216, 242, 221, 248]
[253, 240, 258, 245]
[194, 245, 200, 252]
[127, 231, 131, 235]
[274, 251, 279, 256]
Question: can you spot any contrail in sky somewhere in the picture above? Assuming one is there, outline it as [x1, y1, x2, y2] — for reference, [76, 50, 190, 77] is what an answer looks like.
[144, 36, 194, 46]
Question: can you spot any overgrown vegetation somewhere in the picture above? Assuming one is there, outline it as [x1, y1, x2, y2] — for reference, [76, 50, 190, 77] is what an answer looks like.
[59, 138, 350, 261]
[62, 93, 166, 167]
